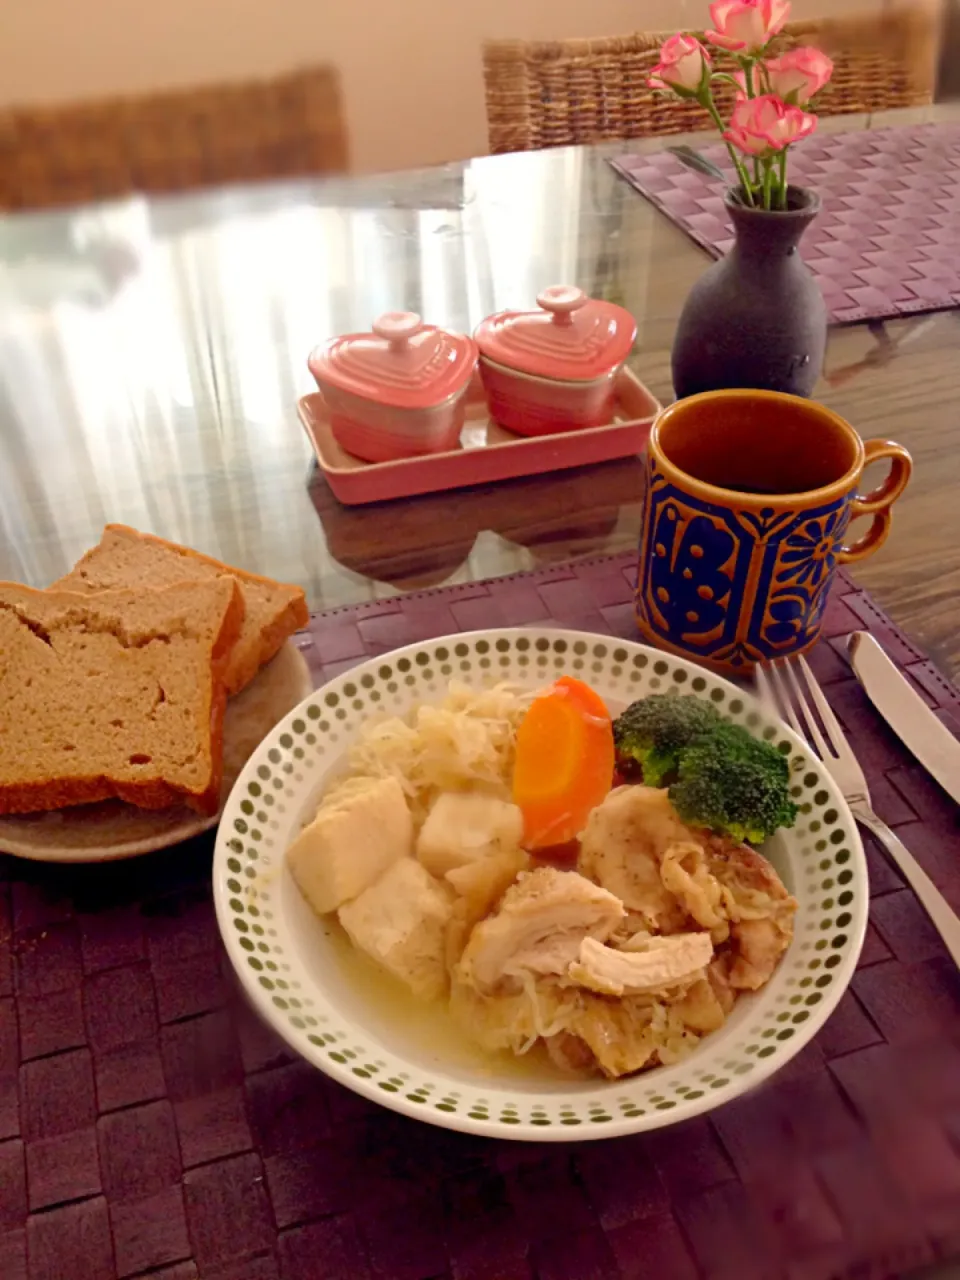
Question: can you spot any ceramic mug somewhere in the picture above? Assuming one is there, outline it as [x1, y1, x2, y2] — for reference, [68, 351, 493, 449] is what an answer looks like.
[635, 389, 912, 673]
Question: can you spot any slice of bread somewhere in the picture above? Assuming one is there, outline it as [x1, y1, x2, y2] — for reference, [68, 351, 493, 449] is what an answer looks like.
[0, 577, 243, 816]
[54, 525, 309, 696]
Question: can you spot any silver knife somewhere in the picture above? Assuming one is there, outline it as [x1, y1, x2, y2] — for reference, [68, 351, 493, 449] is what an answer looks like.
[848, 632, 960, 806]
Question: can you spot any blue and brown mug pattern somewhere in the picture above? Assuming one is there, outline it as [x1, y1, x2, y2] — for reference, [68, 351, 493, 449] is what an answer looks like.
[635, 390, 912, 674]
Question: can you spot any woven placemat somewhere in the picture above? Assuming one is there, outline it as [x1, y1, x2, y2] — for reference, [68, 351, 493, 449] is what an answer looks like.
[611, 122, 960, 325]
[2, 556, 960, 1280]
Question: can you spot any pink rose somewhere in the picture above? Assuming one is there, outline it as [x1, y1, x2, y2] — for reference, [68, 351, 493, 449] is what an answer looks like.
[648, 34, 711, 96]
[763, 47, 833, 103]
[706, 0, 791, 52]
[733, 48, 831, 103]
[723, 94, 817, 157]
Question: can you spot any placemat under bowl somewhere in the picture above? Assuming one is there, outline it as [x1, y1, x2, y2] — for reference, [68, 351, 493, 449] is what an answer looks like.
[611, 122, 960, 325]
[1, 556, 959, 1280]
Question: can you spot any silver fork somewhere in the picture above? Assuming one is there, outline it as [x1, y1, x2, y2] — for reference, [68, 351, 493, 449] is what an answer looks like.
[757, 654, 960, 970]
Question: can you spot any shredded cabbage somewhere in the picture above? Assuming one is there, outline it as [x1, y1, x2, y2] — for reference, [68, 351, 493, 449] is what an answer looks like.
[345, 681, 529, 824]
[449, 975, 578, 1056]
[649, 1000, 701, 1065]
[517, 972, 580, 1049]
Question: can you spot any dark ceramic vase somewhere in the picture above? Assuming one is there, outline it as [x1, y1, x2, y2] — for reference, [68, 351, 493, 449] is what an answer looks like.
[671, 185, 827, 400]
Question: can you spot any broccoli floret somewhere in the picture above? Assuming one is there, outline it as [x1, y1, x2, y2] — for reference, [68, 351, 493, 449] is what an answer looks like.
[668, 720, 798, 844]
[613, 692, 723, 787]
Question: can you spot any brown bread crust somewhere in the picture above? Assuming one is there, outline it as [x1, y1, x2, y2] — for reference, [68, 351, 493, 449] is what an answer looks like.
[0, 579, 244, 817]
[57, 524, 309, 695]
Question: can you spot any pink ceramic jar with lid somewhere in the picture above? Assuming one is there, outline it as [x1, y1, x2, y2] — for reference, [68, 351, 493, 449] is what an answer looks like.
[474, 285, 638, 436]
[308, 312, 478, 463]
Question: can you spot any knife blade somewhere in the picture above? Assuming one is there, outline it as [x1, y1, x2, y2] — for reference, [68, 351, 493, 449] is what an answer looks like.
[848, 632, 960, 806]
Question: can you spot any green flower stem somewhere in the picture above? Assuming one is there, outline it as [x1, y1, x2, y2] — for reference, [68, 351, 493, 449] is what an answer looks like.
[778, 149, 788, 208]
[738, 55, 756, 98]
[762, 161, 774, 210]
[701, 89, 755, 205]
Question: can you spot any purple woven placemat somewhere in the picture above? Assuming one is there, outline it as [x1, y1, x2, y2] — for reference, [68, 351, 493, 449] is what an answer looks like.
[611, 122, 960, 325]
[2, 556, 960, 1280]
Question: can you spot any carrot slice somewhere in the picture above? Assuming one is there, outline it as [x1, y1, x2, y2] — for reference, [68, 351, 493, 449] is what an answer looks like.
[512, 676, 615, 849]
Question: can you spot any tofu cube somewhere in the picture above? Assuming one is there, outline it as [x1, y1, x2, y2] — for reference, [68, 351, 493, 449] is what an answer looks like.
[338, 859, 454, 1001]
[286, 775, 413, 916]
[416, 792, 523, 878]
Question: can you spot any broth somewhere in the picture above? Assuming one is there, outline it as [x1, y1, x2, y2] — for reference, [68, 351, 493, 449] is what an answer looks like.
[321, 915, 580, 1085]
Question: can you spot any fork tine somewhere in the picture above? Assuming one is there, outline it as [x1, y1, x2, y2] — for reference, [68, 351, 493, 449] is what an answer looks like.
[783, 657, 834, 760]
[759, 661, 804, 741]
[754, 663, 777, 717]
[797, 654, 850, 758]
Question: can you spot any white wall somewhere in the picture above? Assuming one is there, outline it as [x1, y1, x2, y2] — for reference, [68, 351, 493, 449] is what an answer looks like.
[2, 0, 895, 173]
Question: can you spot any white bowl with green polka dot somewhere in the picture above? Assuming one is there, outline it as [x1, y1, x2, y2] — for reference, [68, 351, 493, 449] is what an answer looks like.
[213, 628, 867, 1141]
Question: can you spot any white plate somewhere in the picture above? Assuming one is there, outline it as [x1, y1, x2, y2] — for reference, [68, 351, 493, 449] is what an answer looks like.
[213, 629, 868, 1141]
[0, 641, 313, 862]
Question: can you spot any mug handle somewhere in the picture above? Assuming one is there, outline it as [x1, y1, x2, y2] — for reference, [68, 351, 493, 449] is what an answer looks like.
[837, 439, 913, 563]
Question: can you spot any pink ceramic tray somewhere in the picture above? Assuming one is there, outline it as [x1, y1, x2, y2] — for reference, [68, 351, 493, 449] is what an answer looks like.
[298, 367, 660, 505]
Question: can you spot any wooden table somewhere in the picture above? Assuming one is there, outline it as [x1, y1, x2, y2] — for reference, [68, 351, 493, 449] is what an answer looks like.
[1, 106, 958, 680]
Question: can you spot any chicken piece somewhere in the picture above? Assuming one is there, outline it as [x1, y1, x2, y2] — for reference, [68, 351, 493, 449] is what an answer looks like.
[708, 839, 795, 921]
[417, 792, 524, 877]
[707, 955, 737, 1015]
[569, 996, 661, 1078]
[729, 918, 792, 990]
[286, 776, 413, 916]
[544, 1031, 598, 1075]
[338, 859, 454, 1001]
[708, 840, 797, 990]
[568, 933, 713, 997]
[617, 925, 655, 951]
[660, 842, 726, 934]
[579, 786, 701, 932]
[455, 867, 624, 995]
[674, 976, 728, 1033]
[449, 974, 579, 1056]
[444, 848, 530, 970]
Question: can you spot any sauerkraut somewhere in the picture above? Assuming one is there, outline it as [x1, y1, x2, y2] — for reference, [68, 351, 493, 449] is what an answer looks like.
[345, 681, 528, 824]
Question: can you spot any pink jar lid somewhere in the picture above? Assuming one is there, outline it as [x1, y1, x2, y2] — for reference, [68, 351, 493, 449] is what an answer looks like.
[308, 312, 478, 410]
[474, 286, 637, 382]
